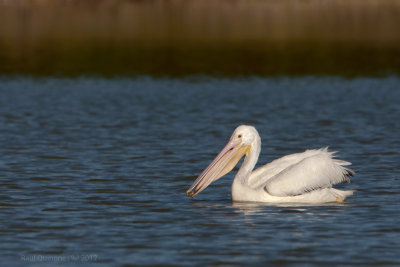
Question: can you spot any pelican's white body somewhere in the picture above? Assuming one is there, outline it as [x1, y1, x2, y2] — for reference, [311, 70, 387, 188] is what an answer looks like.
[187, 125, 355, 203]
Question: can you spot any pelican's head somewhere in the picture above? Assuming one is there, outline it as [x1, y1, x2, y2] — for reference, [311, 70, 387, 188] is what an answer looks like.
[186, 125, 259, 198]
[231, 125, 260, 146]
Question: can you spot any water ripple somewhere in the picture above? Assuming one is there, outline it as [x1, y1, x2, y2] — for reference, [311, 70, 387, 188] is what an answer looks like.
[0, 76, 399, 265]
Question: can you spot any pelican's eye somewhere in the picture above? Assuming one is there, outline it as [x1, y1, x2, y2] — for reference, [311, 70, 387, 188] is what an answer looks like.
[238, 134, 242, 138]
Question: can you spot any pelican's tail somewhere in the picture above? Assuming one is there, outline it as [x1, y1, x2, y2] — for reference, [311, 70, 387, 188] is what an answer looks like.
[332, 189, 356, 203]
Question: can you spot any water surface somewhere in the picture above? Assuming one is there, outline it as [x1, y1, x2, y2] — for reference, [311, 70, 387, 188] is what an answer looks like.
[0, 76, 399, 265]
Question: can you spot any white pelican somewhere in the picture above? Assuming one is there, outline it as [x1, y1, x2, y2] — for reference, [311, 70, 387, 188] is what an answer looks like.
[186, 125, 355, 203]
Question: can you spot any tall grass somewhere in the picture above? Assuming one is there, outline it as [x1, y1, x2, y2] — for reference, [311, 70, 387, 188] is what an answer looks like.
[1, 0, 400, 76]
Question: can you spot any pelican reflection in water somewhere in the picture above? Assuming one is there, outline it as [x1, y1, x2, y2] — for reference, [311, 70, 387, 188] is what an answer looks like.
[186, 125, 355, 203]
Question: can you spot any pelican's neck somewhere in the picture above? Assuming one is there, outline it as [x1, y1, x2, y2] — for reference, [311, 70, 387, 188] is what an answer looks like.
[235, 135, 261, 185]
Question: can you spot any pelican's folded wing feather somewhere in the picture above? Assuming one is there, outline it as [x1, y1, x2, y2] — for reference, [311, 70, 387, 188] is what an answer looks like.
[264, 150, 354, 197]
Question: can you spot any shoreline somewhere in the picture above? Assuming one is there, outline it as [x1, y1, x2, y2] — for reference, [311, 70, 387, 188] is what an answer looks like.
[1, 0, 399, 76]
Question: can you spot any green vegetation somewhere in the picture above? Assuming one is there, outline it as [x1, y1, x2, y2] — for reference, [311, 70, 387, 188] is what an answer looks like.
[1, 0, 400, 77]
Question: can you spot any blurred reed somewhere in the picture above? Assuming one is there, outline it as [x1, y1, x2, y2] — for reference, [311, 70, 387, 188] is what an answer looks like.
[1, 0, 400, 76]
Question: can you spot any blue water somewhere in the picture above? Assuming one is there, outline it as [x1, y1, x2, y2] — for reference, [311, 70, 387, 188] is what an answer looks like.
[0, 76, 399, 266]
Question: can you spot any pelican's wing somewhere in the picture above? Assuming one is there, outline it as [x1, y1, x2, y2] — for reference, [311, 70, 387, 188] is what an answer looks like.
[248, 148, 330, 188]
[263, 148, 354, 197]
